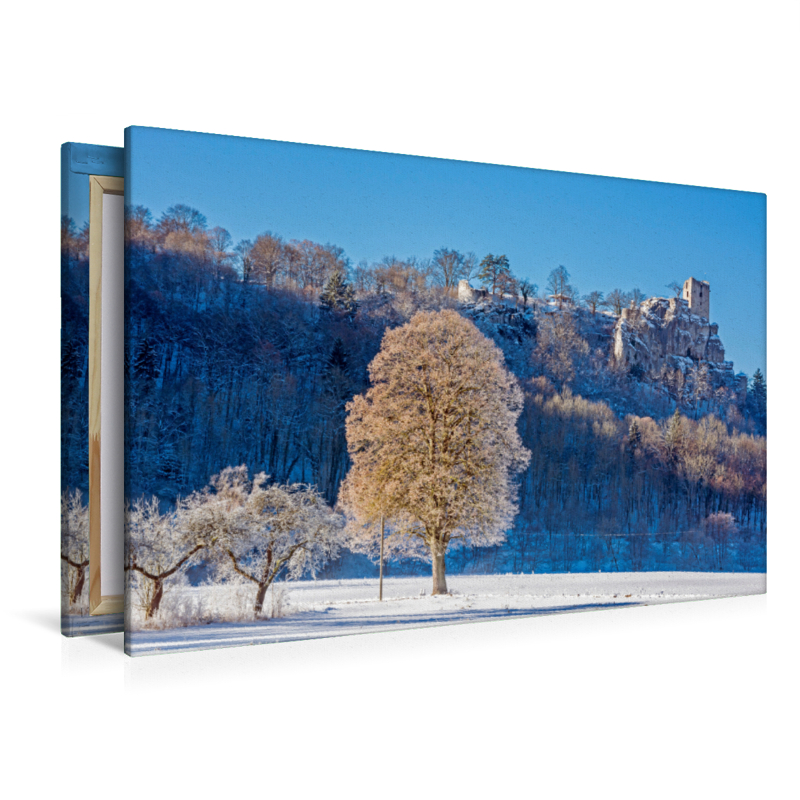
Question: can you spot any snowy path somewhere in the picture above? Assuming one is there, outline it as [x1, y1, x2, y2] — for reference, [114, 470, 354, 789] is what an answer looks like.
[126, 572, 765, 656]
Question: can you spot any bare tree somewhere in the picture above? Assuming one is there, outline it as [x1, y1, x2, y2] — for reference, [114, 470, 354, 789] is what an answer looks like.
[251, 232, 285, 287]
[431, 247, 466, 289]
[234, 239, 255, 282]
[630, 287, 646, 307]
[339, 310, 530, 594]
[546, 265, 572, 309]
[518, 279, 537, 308]
[704, 512, 736, 570]
[583, 290, 604, 315]
[604, 288, 630, 317]
[208, 227, 233, 278]
[157, 204, 207, 236]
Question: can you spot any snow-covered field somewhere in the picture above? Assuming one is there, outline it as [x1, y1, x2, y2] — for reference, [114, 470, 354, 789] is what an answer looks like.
[126, 572, 765, 656]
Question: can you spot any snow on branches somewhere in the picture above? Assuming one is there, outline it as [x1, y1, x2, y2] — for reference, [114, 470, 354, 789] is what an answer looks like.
[61, 489, 89, 610]
[204, 466, 345, 615]
[125, 466, 345, 622]
[125, 496, 207, 619]
[339, 309, 531, 594]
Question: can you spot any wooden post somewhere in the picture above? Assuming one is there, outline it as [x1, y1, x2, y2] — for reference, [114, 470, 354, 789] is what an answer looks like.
[379, 513, 385, 601]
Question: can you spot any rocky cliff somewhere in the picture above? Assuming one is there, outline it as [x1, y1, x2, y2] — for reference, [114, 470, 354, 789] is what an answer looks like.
[613, 296, 744, 396]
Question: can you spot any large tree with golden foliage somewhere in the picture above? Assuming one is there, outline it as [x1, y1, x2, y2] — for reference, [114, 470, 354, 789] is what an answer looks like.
[339, 310, 530, 594]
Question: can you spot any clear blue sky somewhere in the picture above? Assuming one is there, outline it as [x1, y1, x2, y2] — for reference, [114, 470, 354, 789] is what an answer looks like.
[125, 126, 766, 380]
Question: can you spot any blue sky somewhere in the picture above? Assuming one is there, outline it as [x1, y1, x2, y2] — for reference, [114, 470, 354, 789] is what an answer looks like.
[125, 125, 766, 380]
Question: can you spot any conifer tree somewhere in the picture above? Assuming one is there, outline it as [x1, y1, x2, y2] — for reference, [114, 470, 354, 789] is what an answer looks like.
[134, 337, 160, 381]
[320, 270, 358, 317]
[664, 407, 684, 467]
[628, 419, 642, 454]
[327, 337, 349, 373]
[477, 254, 511, 295]
[749, 368, 766, 432]
[61, 338, 80, 382]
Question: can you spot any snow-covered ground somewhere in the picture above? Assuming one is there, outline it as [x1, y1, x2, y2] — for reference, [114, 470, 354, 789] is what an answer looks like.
[126, 572, 765, 656]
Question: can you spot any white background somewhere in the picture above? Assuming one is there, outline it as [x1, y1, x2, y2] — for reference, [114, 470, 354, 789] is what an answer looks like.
[1, 2, 797, 798]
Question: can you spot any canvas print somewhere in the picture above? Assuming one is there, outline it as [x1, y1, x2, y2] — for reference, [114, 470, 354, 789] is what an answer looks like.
[123, 126, 766, 656]
[61, 142, 125, 635]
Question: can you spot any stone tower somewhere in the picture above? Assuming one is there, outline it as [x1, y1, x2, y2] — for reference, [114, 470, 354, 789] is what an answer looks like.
[683, 277, 710, 320]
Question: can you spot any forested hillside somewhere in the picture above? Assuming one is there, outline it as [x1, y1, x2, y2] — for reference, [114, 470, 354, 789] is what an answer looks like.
[61, 204, 767, 576]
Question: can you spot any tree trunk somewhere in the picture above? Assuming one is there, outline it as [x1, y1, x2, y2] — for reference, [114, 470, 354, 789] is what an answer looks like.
[379, 514, 385, 601]
[70, 565, 86, 605]
[147, 579, 164, 619]
[431, 548, 448, 595]
[254, 581, 269, 616]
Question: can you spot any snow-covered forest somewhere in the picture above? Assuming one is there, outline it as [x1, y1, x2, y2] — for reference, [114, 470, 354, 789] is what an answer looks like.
[60, 204, 766, 626]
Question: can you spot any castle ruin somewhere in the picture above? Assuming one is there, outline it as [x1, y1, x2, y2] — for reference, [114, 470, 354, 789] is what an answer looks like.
[683, 277, 710, 320]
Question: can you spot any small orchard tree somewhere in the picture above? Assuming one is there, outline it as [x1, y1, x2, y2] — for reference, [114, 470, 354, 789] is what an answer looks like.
[61, 490, 89, 609]
[339, 309, 531, 595]
[205, 467, 345, 615]
[125, 496, 211, 619]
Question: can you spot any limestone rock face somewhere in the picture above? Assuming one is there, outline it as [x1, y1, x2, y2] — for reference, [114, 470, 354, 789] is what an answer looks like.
[459, 296, 536, 345]
[613, 297, 734, 388]
[457, 279, 489, 304]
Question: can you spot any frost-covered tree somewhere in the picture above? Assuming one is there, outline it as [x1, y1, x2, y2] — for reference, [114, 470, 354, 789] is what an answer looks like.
[125, 496, 211, 619]
[689, 362, 711, 418]
[61, 490, 89, 608]
[533, 311, 590, 391]
[203, 467, 344, 615]
[339, 310, 530, 594]
[663, 407, 684, 468]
